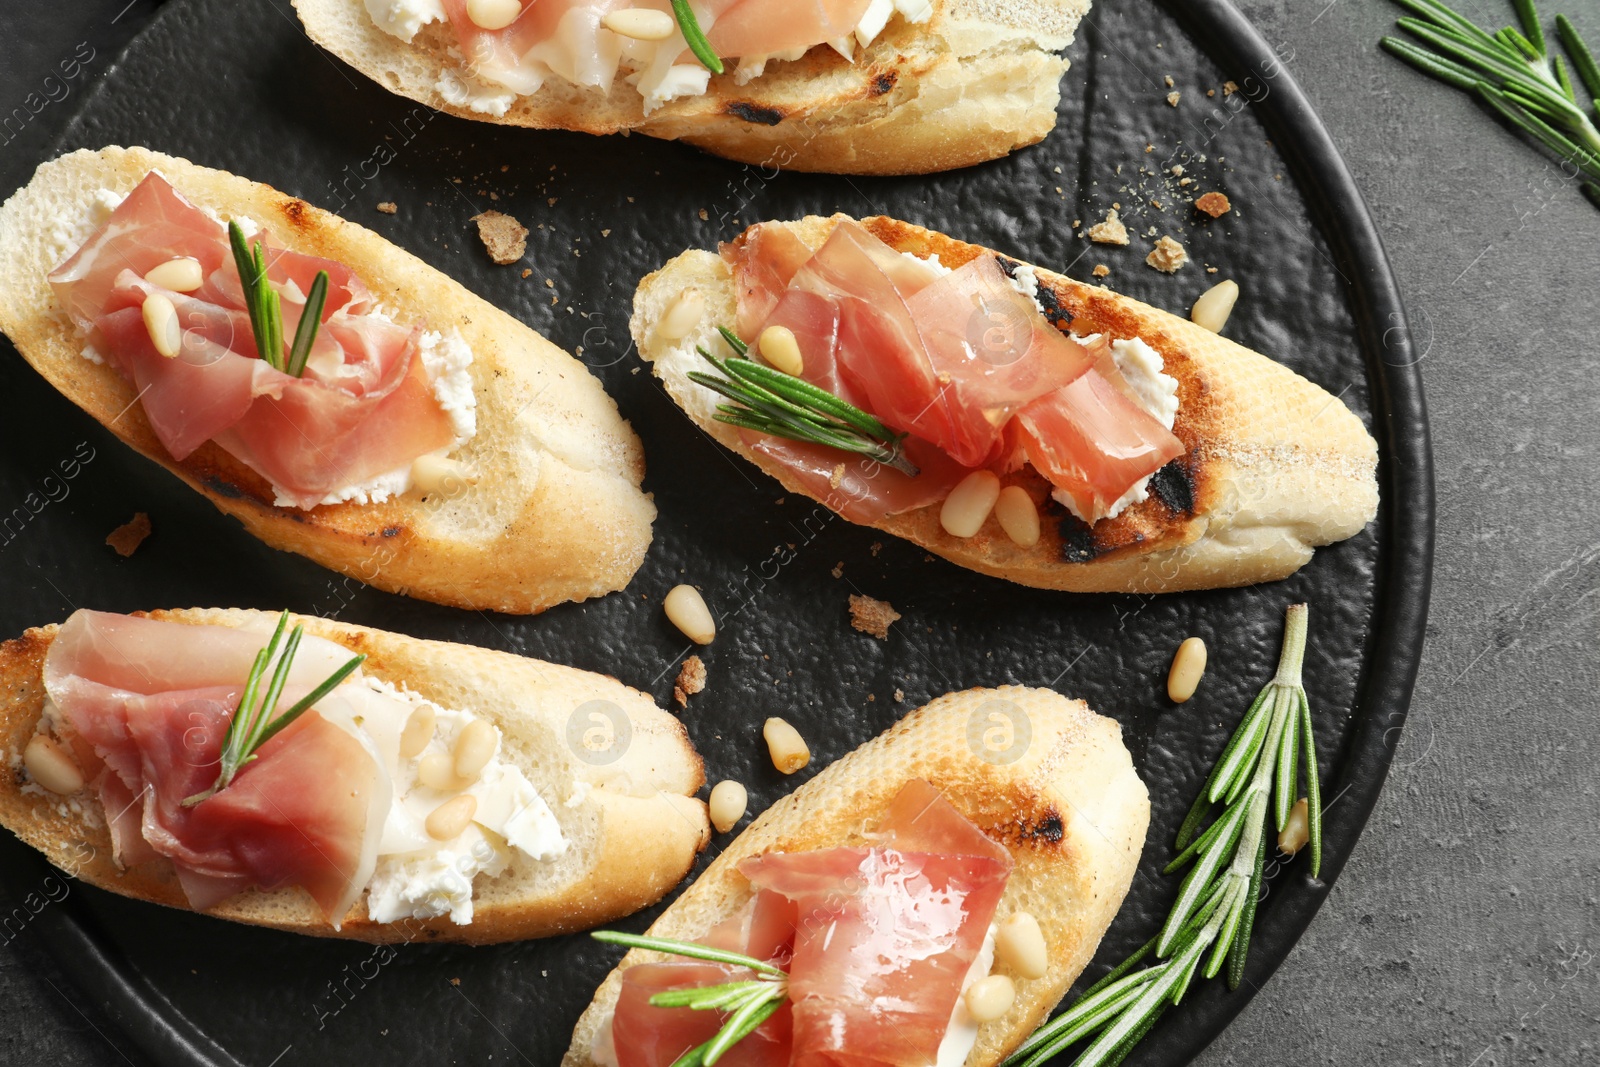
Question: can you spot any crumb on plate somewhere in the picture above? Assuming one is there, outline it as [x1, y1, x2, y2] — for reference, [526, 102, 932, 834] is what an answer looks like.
[849, 594, 900, 640]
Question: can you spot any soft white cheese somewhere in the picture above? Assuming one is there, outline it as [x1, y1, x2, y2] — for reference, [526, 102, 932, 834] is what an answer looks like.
[364, 0, 444, 41]
[355, 678, 568, 926]
[436, 67, 519, 116]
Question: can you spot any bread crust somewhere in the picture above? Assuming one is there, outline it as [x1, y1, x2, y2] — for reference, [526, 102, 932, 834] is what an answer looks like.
[0, 147, 656, 614]
[0, 608, 710, 945]
[633, 215, 1380, 593]
[562, 686, 1150, 1067]
[291, 0, 1091, 175]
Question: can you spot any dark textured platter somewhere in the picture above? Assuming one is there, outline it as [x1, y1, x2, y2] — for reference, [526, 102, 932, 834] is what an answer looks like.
[0, 0, 1432, 1064]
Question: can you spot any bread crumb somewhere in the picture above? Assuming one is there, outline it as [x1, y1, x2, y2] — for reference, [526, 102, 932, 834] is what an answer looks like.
[1093, 264, 1110, 278]
[521, 268, 532, 278]
[1146, 236, 1189, 273]
[106, 513, 151, 557]
[547, 197, 558, 207]
[1164, 75, 1174, 87]
[848, 595, 900, 640]
[673, 655, 706, 708]
[698, 208, 709, 221]
[829, 462, 846, 488]
[1223, 80, 1239, 95]
[1207, 266, 1218, 273]
[1167, 91, 1181, 106]
[470, 210, 528, 265]
[1087, 208, 1130, 246]
[1195, 191, 1232, 218]
[894, 688, 905, 702]
[831, 562, 844, 579]
[869, 541, 882, 556]
[450, 977, 461, 986]
[1170, 164, 1184, 176]
[376, 201, 397, 215]
[1206, 88, 1216, 97]
[601, 229, 612, 237]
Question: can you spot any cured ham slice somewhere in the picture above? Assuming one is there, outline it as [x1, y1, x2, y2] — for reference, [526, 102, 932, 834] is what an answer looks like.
[725, 221, 1189, 524]
[1015, 373, 1185, 522]
[42, 611, 387, 924]
[705, 0, 873, 62]
[608, 780, 1009, 1067]
[49, 173, 458, 508]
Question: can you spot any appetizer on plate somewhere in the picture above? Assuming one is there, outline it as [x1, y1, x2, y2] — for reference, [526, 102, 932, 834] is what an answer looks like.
[0, 147, 656, 614]
[633, 215, 1380, 593]
[293, 0, 1090, 174]
[566, 686, 1149, 1067]
[0, 608, 708, 943]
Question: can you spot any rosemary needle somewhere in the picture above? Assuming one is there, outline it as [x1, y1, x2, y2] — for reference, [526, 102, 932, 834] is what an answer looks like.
[670, 0, 724, 75]
[1002, 603, 1325, 1067]
[228, 220, 331, 377]
[1381, 0, 1600, 205]
[182, 612, 365, 806]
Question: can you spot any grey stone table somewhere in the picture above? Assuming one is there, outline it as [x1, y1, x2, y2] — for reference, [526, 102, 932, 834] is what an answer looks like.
[2, 0, 1595, 1064]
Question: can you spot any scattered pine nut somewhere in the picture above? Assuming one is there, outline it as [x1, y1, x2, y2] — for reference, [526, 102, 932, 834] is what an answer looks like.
[1191, 280, 1239, 334]
[453, 719, 498, 780]
[465, 0, 521, 30]
[602, 7, 675, 40]
[142, 292, 181, 358]
[763, 717, 810, 774]
[1279, 797, 1311, 855]
[23, 735, 84, 795]
[1167, 637, 1207, 703]
[665, 584, 716, 644]
[940, 470, 1001, 538]
[709, 780, 748, 832]
[995, 912, 1049, 979]
[426, 794, 478, 840]
[398, 706, 436, 760]
[964, 974, 1016, 1023]
[994, 486, 1041, 547]
[758, 324, 804, 376]
[144, 256, 203, 293]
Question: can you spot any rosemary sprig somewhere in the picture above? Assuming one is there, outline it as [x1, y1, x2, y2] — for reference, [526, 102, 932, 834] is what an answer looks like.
[591, 930, 788, 1067]
[1002, 603, 1324, 1067]
[669, 0, 724, 75]
[688, 326, 920, 478]
[181, 611, 365, 806]
[1381, 0, 1600, 205]
[228, 220, 332, 376]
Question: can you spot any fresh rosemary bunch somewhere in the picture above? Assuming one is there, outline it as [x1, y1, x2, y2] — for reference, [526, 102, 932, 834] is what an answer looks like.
[1003, 603, 1323, 1067]
[181, 612, 365, 806]
[689, 326, 920, 477]
[591, 930, 787, 1067]
[669, 0, 724, 75]
[228, 220, 332, 377]
[1381, 0, 1600, 205]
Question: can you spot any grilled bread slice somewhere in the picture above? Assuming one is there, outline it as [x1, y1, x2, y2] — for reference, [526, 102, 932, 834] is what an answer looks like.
[563, 686, 1149, 1067]
[291, 0, 1091, 175]
[0, 146, 656, 614]
[633, 214, 1380, 593]
[0, 608, 709, 944]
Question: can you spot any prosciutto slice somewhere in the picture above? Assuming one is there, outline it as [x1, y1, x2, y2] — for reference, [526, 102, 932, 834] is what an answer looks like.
[724, 222, 1188, 522]
[50, 172, 456, 508]
[606, 780, 1011, 1067]
[43, 611, 388, 924]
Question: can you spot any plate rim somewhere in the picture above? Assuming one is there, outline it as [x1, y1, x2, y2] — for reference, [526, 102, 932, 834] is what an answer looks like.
[10, 0, 1435, 1064]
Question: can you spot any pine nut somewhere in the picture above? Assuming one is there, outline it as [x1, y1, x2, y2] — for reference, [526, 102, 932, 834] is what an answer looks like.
[601, 7, 675, 40]
[940, 470, 1001, 538]
[144, 256, 203, 293]
[664, 584, 716, 644]
[963, 974, 1015, 1024]
[708, 780, 748, 833]
[465, 0, 522, 30]
[142, 292, 181, 358]
[994, 911, 1049, 980]
[425, 794, 478, 840]
[763, 717, 810, 774]
[418, 752, 466, 792]
[1191, 279, 1239, 334]
[657, 288, 705, 342]
[453, 719, 498, 780]
[398, 705, 436, 760]
[994, 485, 1041, 547]
[411, 454, 476, 496]
[23, 735, 83, 795]
[758, 324, 804, 376]
[1279, 797, 1310, 855]
[1167, 637, 1208, 703]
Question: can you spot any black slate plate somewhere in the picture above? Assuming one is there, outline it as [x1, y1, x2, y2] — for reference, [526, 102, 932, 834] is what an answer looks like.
[0, 0, 1432, 1064]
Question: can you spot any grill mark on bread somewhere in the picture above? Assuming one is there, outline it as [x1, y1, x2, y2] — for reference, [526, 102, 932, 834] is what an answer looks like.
[725, 101, 785, 126]
[870, 71, 897, 96]
[1149, 460, 1195, 515]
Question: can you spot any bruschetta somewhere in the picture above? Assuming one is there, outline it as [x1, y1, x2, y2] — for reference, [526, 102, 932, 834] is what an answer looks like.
[0, 607, 709, 943]
[0, 146, 656, 614]
[564, 686, 1149, 1067]
[632, 214, 1380, 593]
[293, 0, 1091, 174]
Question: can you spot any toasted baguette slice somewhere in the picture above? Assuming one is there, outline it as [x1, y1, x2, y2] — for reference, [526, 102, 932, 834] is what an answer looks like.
[0, 608, 709, 944]
[292, 0, 1089, 175]
[633, 215, 1380, 593]
[564, 686, 1149, 1067]
[0, 147, 656, 614]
